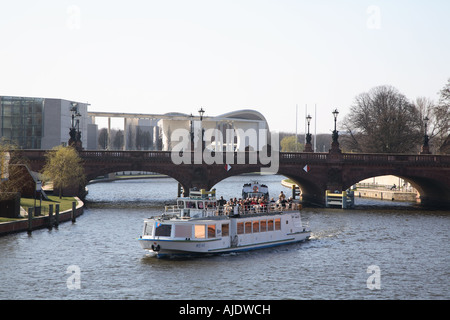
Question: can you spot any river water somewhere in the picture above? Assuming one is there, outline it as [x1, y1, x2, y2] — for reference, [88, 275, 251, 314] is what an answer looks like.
[0, 174, 448, 300]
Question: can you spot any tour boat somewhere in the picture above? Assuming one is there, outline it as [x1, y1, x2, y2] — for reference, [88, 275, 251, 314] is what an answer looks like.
[242, 181, 269, 199]
[138, 188, 311, 258]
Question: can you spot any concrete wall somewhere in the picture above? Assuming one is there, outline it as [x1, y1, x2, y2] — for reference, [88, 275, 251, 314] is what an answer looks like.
[41, 99, 89, 149]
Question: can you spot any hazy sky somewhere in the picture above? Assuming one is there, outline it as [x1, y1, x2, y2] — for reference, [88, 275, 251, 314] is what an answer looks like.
[1, 0, 449, 133]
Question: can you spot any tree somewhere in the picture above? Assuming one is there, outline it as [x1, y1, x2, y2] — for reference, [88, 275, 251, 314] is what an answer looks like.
[0, 139, 34, 200]
[98, 128, 108, 150]
[112, 129, 124, 150]
[435, 78, 450, 153]
[342, 85, 422, 153]
[41, 146, 85, 198]
[280, 135, 304, 152]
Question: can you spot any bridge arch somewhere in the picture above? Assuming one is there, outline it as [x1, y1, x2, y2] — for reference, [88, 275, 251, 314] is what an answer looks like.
[276, 169, 324, 206]
[341, 167, 450, 208]
[84, 163, 191, 195]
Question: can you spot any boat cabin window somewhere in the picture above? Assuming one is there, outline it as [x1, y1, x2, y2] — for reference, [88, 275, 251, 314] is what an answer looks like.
[237, 222, 244, 234]
[208, 224, 216, 238]
[275, 218, 281, 230]
[222, 223, 229, 236]
[245, 221, 252, 234]
[194, 225, 206, 239]
[175, 225, 192, 238]
[144, 221, 154, 236]
[207, 202, 216, 209]
[253, 220, 260, 233]
[260, 220, 267, 232]
[185, 201, 197, 209]
[267, 219, 274, 231]
[155, 223, 172, 237]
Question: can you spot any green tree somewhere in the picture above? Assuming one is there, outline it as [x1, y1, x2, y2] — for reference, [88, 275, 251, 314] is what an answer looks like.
[42, 146, 85, 198]
[280, 135, 304, 152]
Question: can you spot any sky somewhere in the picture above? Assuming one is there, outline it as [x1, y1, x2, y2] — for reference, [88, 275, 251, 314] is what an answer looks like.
[0, 0, 449, 134]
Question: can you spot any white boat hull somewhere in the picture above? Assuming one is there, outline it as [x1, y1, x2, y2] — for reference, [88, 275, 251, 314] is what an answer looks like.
[139, 234, 310, 257]
[139, 212, 310, 257]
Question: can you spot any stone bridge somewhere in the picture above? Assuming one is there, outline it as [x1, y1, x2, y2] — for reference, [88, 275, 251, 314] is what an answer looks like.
[17, 149, 450, 208]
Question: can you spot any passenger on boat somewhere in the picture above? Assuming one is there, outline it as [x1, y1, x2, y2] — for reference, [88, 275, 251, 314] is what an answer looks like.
[225, 201, 234, 215]
[217, 196, 227, 214]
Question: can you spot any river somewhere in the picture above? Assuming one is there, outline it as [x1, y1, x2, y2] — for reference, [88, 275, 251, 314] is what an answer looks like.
[0, 174, 448, 300]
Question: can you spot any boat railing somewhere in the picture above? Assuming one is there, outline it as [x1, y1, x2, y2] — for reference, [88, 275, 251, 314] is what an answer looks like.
[165, 205, 182, 213]
[217, 202, 301, 216]
[164, 202, 301, 218]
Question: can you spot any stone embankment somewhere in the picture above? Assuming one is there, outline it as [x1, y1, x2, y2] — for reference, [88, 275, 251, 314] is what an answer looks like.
[0, 197, 84, 236]
[281, 179, 417, 202]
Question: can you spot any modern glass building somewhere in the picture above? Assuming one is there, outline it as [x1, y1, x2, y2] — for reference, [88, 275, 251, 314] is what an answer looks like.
[0, 96, 44, 149]
[0, 96, 97, 150]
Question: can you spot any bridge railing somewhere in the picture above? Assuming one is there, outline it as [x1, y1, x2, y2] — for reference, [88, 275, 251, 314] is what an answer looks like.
[341, 153, 450, 164]
[15, 149, 450, 165]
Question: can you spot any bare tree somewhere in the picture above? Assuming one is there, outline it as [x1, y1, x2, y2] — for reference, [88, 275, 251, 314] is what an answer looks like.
[342, 85, 422, 153]
[435, 79, 450, 153]
[98, 128, 108, 150]
[112, 129, 124, 150]
[0, 140, 33, 200]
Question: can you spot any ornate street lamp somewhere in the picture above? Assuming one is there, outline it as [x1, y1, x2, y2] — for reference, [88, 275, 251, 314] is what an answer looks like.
[189, 113, 194, 152]
[330, 108, 341, 154]
[420, 116, 431, 154]
[332, 108, 339, 143]
[423, 116, 429, 146]
[198, 107, 205, 121]
[198, 107, 205, 150]
[304, 114, 313, 152]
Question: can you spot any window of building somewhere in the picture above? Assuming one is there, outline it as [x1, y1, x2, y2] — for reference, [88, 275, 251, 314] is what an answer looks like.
[0, 96, 44, 149]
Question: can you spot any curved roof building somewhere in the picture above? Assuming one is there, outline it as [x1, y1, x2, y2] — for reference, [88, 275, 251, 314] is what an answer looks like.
[158, 109, 270, 151]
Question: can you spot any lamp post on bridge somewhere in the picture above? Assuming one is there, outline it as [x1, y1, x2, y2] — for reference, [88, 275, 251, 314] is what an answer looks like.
[420, 116, 431, 154]
[198, 107, 205, 151]
[329, 108, 341, 154]
[303, 114, 313, 152]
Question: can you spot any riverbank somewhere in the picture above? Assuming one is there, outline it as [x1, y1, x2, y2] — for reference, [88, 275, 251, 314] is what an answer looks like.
[281, 179, 417, 202]
[88, 173, 170, 184]
[0, 197, 84, 236]
[353, 188, 417, 202]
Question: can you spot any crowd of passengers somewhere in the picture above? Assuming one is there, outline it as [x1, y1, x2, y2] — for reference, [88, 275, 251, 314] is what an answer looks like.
[216, 191, 299, 215]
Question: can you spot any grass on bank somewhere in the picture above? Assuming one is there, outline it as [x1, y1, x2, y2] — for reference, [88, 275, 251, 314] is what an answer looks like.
[21, 196, 78, 213]
[0, 196, 78, 223]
